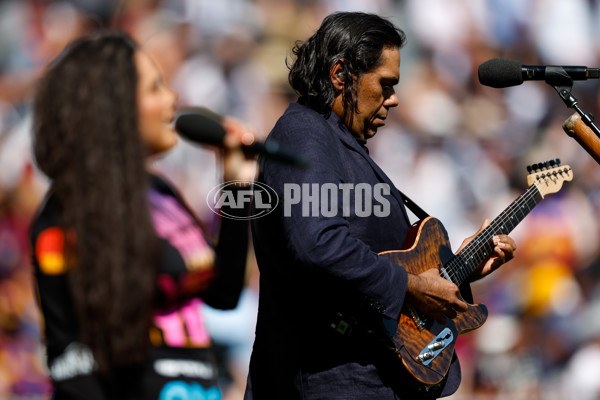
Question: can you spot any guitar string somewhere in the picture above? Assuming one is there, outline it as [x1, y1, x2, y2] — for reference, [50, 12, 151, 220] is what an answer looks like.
[409, 184, 542, 325]
[446, 169, 567, 285]
[445, 189, 536, 285]
[448, 184, 540, 285]
[407, 183, 538, 325]
[443, 182, 543, 285]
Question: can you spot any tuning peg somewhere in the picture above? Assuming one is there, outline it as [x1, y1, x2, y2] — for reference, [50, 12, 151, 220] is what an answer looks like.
[555, 158, 561, 166]
[529, 164, 536, 173]
[527, 165, 532, 173]
[549, 159, 556, 167]
[544, 161, 551, 170]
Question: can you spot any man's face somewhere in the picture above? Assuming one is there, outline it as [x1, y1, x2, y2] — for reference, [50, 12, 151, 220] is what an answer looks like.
[347, 47, 400, 140]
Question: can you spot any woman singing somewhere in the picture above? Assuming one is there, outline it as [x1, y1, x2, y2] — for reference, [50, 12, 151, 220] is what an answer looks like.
[29, 32, 256, 399]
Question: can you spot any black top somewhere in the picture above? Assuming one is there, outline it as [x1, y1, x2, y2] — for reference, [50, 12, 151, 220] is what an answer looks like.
[30, 173, 250, 399]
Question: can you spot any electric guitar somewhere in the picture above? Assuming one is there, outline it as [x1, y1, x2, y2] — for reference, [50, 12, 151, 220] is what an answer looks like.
[378, 159, 573, 386]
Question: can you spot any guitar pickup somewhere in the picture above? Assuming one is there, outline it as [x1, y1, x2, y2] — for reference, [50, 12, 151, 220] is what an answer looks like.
[416, 328, 453, 365]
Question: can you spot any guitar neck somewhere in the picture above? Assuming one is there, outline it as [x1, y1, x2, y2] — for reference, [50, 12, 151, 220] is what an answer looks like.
[442, 183, 543, 286]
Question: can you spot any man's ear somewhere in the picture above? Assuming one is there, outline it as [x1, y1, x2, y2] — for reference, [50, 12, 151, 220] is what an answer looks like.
[330, 60, 346, 90]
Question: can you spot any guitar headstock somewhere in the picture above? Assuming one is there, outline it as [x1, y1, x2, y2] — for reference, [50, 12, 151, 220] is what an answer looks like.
[526, 159, 573, 197]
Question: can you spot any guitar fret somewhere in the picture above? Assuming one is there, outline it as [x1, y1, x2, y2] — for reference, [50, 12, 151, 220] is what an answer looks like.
[446, 185, 543, 286]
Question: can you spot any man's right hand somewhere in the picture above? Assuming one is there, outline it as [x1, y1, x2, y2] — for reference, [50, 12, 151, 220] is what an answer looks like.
[405, 268, 468, 324]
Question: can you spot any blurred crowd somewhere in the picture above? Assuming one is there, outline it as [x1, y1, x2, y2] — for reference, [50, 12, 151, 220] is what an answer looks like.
[3, 0, 600, 399]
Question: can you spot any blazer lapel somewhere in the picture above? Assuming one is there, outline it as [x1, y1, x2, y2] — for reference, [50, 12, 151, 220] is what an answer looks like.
[326, 113, 411, 224]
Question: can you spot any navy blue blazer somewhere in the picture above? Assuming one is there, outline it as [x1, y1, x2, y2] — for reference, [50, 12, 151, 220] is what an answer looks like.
[245, 102, 463, 399]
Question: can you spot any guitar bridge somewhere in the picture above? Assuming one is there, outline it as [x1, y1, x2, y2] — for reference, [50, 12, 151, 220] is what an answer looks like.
[415, 328, 453, 365]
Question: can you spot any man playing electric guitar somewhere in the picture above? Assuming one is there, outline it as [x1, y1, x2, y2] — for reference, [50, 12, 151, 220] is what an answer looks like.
[380, 159, 571, 388]
[245, 11, 518, 400]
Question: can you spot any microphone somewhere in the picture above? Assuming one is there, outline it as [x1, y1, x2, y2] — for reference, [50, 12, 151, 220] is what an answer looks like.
[478, 58, 600, 88]
[175, 107, 309, 167]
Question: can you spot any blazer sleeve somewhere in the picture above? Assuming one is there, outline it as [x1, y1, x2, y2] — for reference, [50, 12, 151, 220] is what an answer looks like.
[260, 113, 408, 321]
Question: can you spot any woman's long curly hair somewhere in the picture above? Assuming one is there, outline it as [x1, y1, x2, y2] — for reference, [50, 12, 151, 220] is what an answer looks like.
[32, 32, 159, 373]
[288, 12, 406, 124]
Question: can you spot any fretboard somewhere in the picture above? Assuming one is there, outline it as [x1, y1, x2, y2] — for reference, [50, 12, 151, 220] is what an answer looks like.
[441, 183, 543, 286]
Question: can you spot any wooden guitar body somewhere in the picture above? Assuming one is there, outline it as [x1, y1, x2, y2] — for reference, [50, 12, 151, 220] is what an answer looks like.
[380, 217, 488, 385]
[376, 160, 572, 386]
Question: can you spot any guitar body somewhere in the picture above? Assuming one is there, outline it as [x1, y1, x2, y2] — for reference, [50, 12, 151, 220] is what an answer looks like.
[376, 161, 572, 386]
[379, 216, 488, 385]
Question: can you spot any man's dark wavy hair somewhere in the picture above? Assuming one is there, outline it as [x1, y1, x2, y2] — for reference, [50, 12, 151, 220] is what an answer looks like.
[288, 12, 406, 120]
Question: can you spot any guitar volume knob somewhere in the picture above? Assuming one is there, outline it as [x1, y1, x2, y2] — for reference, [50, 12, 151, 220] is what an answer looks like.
[416, 351, 435, 363]
[428, 340, 445, 351]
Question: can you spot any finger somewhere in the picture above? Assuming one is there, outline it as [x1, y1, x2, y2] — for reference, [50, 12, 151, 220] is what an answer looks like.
[459, 219, 492, 252]
[493, 245, 506, 262]
[479, 218, 491, 230]
[471, 219, 491, 236]
[493, 236, 507, 254]
[222, 118, 256, 149]
[502, 237, 517, 254]
[495, 235, 517, 249]
[453, 299, 469, 313]
[497, 240, 515, 260]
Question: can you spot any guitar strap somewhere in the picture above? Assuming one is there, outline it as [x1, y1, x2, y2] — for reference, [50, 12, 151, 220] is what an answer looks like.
[396, 188, 475, 303]
[353, 136, 429, 221]
[397, 189, 429, 221]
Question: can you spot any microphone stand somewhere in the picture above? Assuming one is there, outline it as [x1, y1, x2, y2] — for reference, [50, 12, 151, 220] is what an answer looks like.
[549, 67, 600, 165]
[548, 66, 600, 139]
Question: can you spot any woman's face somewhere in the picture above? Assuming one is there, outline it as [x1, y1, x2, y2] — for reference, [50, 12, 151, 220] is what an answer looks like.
[135, 51, 178, 156]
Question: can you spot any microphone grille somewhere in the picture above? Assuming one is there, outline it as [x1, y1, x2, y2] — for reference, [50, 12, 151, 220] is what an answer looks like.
[175, 107, 226, 146]
[478, 58, 523, 88]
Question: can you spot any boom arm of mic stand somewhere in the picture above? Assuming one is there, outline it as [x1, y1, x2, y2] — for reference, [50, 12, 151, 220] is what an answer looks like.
[552, 81, 600, 140]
